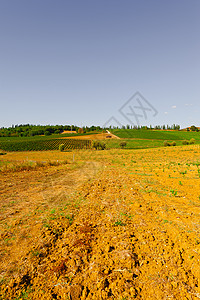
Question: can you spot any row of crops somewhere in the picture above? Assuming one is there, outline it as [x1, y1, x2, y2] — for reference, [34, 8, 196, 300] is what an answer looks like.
[0, 139, 92, 152]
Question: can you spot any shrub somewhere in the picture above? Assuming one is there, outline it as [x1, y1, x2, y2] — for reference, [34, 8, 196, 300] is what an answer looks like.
[55, 130, 61, 134]
[163, 141, 169, 147]
[99, 142, 106, 150]
[44, 130, 51, 136]
[92, 141, 99, 150]
[78, 128, 84, 134]
[119, 142, 127, 149]
[163, 141, 176, 147]
[92, 141, 106, 150]
[0, 152, 7, 155]
[182, 140, 189, 145]
[190, 125, 197, 131]
[189, 138, 195, 144]
[59, 144, 65, 152]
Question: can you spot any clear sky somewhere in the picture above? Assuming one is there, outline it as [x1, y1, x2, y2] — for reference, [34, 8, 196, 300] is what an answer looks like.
[0, 0, 199, 129]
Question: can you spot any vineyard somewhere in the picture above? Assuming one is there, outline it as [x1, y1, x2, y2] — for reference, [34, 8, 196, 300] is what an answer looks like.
[0, 138, 92, 152]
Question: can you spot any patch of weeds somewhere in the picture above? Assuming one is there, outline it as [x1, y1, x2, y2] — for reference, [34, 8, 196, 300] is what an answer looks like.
[30, 250, 40, 257]
[113, 220, 126, 226]
[63, 204, 70, 209]
[179, 181, 183, 186]
[14, 287, 32, 300]
[49, 208, 58, 220]
[163, 220, 169, 223]
[0, 277, 7, 286]
[4, 238, 10, 245]
[120, 212, 128, 217]
[170, 189, 177, 196]
[66, 214, 74, 224]
[43, 223, 51, 229]
[128, 214, 134, 219]
[180, 170, 187, 175]
[49, 215, 57, 220]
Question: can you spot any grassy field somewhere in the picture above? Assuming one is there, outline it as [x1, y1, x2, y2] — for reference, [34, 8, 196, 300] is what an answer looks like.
[0, 129, 200, 151]
[105, 138, 184, 149]
[1, 129, 200, 152]
[111, 129, 200, 141]
[1, 145, 200, 299]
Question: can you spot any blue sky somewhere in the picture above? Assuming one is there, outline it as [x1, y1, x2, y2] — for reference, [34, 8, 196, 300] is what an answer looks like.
[0, 0, 199, 129]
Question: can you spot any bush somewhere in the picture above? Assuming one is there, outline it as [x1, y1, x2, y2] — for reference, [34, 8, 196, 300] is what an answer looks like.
[119, 142, 127, 149]
[59, 144, 65, 152]
[44, 130, 51, 136]
[189, 138, 195, 144]
[99, 142, 106, 150]
[0, 152, 7, 155]
[78, 128, 84, 134]
[92, 141, 106, 150]
[182, 140, 189, 145]
[92, 141, 99, 150]
[163, 141, 176, 147]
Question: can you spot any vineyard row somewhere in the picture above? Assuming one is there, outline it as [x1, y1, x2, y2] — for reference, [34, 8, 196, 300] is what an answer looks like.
[0, 139, 92, 152]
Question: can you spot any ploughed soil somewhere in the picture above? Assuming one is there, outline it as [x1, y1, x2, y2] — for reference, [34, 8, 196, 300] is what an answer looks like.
[1, 147, 200, 299]
[60, 133, 119, 140]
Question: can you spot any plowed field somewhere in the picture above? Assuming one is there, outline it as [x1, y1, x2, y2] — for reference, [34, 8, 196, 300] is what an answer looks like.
[0, 146, 200, 299]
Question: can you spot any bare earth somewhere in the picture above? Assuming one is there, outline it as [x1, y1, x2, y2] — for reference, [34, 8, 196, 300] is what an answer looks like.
[1, 146, 200, 299]
[60, 133, 120, 140]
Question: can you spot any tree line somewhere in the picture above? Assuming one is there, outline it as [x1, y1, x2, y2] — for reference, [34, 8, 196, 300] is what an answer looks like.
[0, 124, 103, 138]
[110, 124, 199, 131]
[0, 123, 199, 138]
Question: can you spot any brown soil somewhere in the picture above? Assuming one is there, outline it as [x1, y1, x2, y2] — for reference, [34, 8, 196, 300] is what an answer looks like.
[1, 146, 200, 299]
[61, 131, 77, 134]
[60, 133, 119, 140]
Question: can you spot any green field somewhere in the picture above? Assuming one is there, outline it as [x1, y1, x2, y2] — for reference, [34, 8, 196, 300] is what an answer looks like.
[111, 129, 200, 141]
[1, 129, 200, 152]
[105, 138, 186, 149]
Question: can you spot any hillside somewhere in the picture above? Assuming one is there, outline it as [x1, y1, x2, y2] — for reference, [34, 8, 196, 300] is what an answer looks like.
[111, 129, 200, 141]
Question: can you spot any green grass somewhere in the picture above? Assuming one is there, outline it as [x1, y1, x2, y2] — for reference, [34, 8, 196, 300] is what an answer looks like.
[1, 129, 200, 152]
[105, 139, 183, 149]
[111, 129, 200, 141]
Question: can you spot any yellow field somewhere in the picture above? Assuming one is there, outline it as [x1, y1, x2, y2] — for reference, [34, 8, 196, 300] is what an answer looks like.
[0, 146, 200, 299]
